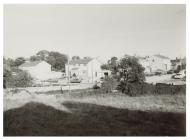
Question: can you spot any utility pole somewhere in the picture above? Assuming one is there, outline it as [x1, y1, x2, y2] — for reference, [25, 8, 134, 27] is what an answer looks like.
[91, 59, 94, 83]
[67, 54, 71, 94]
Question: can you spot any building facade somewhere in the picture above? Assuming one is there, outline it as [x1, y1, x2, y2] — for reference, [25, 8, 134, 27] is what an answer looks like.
[139, 54, 171, 74]
[65, 58, 107, 83]
[19, 61, 62, 80]
[170, 57, 186, 71]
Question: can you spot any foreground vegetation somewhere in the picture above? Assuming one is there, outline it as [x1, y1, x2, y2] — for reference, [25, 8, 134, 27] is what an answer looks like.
[3, 54, 186, 136]
[4, 101, 185, 136]
[4, 88, 186, 136]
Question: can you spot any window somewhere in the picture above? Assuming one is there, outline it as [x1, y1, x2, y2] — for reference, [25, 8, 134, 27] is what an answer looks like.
[95, 72, 97, 77]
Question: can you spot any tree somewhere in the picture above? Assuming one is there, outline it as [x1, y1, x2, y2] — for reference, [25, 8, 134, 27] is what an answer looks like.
[109, 57, 118, 75]
[83, 56, 91, 59]
[46, 51, 68, 72]
[101, 57, 118, 70]
[4, 57, 15, 67]
[36, 50, 49, 60]
[110, 57, 118, 65]
[30, 55, 41, 61]
[14, 57, 26, 67]
[72, 56, 80, 60]
[116, 56, 145, 95]
[101, 64, 110, 70]
[118, 56, 145, 83]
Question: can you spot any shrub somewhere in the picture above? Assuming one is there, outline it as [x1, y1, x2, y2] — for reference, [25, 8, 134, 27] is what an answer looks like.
[12, 71, 33, 87]
[3, 68, 12, 88]
[117, 82, 186, 96]
[100, 76, 118, 93]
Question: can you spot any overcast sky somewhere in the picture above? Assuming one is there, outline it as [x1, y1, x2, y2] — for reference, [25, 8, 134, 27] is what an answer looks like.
[4, 4, 185, 61]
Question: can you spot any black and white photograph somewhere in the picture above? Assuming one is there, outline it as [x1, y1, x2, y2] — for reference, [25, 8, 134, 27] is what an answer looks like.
[3, 3, 187, 136]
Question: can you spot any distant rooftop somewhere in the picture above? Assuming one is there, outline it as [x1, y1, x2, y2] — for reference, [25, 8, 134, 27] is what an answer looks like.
[69, 58, 93, 65]
[19, 61, 43, 67]
[171, 59, 181, 63]
[154, 54, 170, 60]
[171, 57, 186, 64]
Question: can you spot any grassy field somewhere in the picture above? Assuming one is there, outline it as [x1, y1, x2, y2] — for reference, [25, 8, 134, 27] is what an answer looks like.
[3, 89, 186, 136]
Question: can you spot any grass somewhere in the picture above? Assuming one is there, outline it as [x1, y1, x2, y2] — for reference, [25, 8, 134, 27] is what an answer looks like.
[3, 88, 186, 136]
[4, 102, 185, 136]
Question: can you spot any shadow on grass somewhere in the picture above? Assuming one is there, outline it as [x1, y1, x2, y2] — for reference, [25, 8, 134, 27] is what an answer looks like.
[4, 102, 186, 136]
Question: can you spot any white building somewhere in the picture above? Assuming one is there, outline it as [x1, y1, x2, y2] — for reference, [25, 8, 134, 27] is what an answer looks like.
[65, 58, 108, 83]
[19, 61, 62, 80]
[139, 54, 171, 74]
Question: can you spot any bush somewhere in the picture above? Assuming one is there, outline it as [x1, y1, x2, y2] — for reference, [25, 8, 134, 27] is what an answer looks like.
[3, 63, 33, 88]
[100, 76, 118, 93]
[117, 82, 186, 96]
[12, 71, 33, 87]
[3, 69, 12, 88]
[4, 70, 33, 88]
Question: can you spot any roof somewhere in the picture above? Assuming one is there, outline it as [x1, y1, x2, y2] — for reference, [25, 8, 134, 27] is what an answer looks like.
[171, 59, 181, 63]
[69, 58, 92, 65]
[154, 54, 170, 60]
[19, 61, 43, 67]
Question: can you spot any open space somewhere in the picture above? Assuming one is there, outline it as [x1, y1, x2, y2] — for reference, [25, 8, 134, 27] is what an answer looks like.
[3, 4, 186, 137]
[4, 89, 186, 136]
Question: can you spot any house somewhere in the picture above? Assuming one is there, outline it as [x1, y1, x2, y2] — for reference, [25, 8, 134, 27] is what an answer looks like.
[19, 61, 62, 80]
[65, 58, 108, 83]
[171, 58, 181, 70]
[139, 54, 171, 74]
[170, 57, 186, 71]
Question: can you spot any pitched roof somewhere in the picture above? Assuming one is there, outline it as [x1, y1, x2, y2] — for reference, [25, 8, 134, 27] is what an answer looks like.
[19, 61, 43, 67]
[154, 54, 170, 60]
[69, 58, 92, 65]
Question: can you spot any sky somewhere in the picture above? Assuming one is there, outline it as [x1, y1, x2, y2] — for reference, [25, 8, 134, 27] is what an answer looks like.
[4, 4, 186, 62]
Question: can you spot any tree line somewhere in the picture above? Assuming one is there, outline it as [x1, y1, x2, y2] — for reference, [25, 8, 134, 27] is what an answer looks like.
[5, 50, 68, 72]
[3, 50, 68, 88]
[3, 50, 92, 88]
